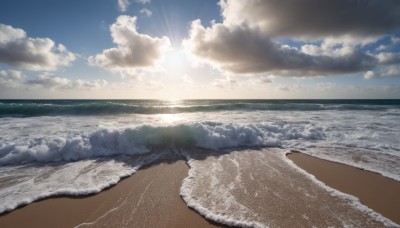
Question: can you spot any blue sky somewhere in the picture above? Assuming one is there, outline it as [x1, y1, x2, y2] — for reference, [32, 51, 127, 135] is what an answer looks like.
[0, 0, 400, 99]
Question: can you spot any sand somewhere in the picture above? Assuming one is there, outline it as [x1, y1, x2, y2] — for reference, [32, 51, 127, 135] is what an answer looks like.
[183, 149, 389, 227]
[0, 160, 221, 228]
[288, 152, 400, 225]
[0, 150, 399, 227]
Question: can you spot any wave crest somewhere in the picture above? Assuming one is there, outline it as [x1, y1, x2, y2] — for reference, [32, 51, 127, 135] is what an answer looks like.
[0, 122, 325, 165]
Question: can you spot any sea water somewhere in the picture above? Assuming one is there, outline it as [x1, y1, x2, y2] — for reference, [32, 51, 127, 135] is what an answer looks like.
[0, 100, 399, 226]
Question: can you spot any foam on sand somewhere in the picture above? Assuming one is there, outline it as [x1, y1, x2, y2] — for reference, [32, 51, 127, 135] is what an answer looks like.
[180, 149, 397, 227]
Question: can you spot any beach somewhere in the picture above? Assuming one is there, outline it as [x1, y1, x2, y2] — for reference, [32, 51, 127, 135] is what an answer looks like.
[0, 159, 220, 228]
[0, 100, 399, 227]
[1, 149, 399, 227]
[288, 152, 400, 225]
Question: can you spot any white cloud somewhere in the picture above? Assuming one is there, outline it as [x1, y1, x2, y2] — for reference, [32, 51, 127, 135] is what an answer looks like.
[135, 0, 150, 4]
[0, 71, 108, 90]
[118, 0, 130, 12]
[276, 85, 304, 92]
[140, 8, 152, 17]
[0, 70, 25, 87]
[0, 24, 75, 71]
[67, 79, 108, 90]
[376, 52, 400, 65]
[181, 74, 193, 85]
[391, 36, 400, 44]
[364, 66, 400, 79]
[212, 76, 236, 88]
[144, 79, 164, 89]
[27, 74, 70, 87]
[376, 45, 387, 52]
[28, 74, 108, 90]
[89, 15, 171, 76]
[278, 86, 290, 91]
[249, 76, 273, 85]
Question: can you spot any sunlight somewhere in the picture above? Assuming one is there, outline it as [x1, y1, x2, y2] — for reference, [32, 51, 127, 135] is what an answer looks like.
[164, 48, 186, 71]
[159, 113, 184, 124]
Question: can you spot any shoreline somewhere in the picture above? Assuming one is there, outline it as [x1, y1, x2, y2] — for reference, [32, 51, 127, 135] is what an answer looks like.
[287, 152, 400, 225]
[0, 160, 221, 228]
[0, 151, 399, 227]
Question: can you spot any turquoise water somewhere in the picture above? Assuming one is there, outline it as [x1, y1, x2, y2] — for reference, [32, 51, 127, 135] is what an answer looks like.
[0, 99, 399, 117]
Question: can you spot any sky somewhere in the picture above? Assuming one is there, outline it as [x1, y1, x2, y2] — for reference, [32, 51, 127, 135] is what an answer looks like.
[0, 0, 400, 99]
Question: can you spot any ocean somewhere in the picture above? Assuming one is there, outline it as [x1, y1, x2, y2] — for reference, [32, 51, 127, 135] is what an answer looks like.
[0, 99, 399, 227]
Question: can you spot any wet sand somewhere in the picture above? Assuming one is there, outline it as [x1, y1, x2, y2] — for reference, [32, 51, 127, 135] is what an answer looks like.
[0, 150, 399, 227]
[288, 152, 400, 225]
[0, 160, 220, 228]
[183, 149, 388, 227]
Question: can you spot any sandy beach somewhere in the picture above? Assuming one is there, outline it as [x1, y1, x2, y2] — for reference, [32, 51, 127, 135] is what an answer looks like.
[0, 160, 220, 228]
[288, 152, 400, 225]
[0, 150, 399, 227]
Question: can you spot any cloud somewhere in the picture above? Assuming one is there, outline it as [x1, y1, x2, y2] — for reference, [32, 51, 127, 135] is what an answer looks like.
[183, 0, 400, 78]
[212, 76, 236, 88]
[27, 74, 108, 90]
[249, 76, 273, 85]
[0, 71, 107, 90]
[89, 15, 170, 75]
[278, 86, 290, 91]
[391, 36, 400, 44]
[27, 74, 70, 87]
[220, 0, 400, 38]
[376, 52, 400, 65]
[276, 85, 304, 92]
[183, 20, 376, 76]
[135, 0, 150, 4]
[364, 66, 400, 79]
[0, 24, 75, 71]
[0, 70, 25, 87]
[118, 0, 130, 12]
[140, 8, 152, 17]
[181, 74, 194, 85]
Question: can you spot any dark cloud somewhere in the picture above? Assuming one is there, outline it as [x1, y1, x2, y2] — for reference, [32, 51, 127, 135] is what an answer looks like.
[27, 74, 108, 90]
[221, 0, 400, 37]
[0, 24, 75, 71]
[184, 21, 376, 75]
[183, 0, 400, 77]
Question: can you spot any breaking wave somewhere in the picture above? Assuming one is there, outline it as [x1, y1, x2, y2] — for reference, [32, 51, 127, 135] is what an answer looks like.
[0, 121, 325, 165]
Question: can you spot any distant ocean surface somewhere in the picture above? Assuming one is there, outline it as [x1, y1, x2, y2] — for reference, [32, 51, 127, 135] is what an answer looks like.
[1, 100, 399, 226]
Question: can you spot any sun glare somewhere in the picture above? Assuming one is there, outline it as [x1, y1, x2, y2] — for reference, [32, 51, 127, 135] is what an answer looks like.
[159, 113, 184, 124]
[164, 48, 187, 71]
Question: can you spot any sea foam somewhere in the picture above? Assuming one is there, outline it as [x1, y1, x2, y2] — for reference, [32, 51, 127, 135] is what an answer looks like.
[0, 102, 399, 226]
[0, 122, 324, 165]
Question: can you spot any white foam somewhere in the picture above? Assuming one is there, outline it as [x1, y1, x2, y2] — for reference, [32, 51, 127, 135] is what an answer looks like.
[180, 149, 399, 227]
[0, 121, 324, 165]
[180, 151, 265, 228]
[0, 152, 165, 214]
[282, 150, 399, 227]
[0, 108, 399, 225]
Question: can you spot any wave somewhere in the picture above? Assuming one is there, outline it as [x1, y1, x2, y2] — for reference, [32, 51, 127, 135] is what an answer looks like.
[0, 121, 325, 165]
[0, 100, 399, 117]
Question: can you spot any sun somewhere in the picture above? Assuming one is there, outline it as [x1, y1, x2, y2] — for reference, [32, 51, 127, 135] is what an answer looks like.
[163, 48, 187, 72]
